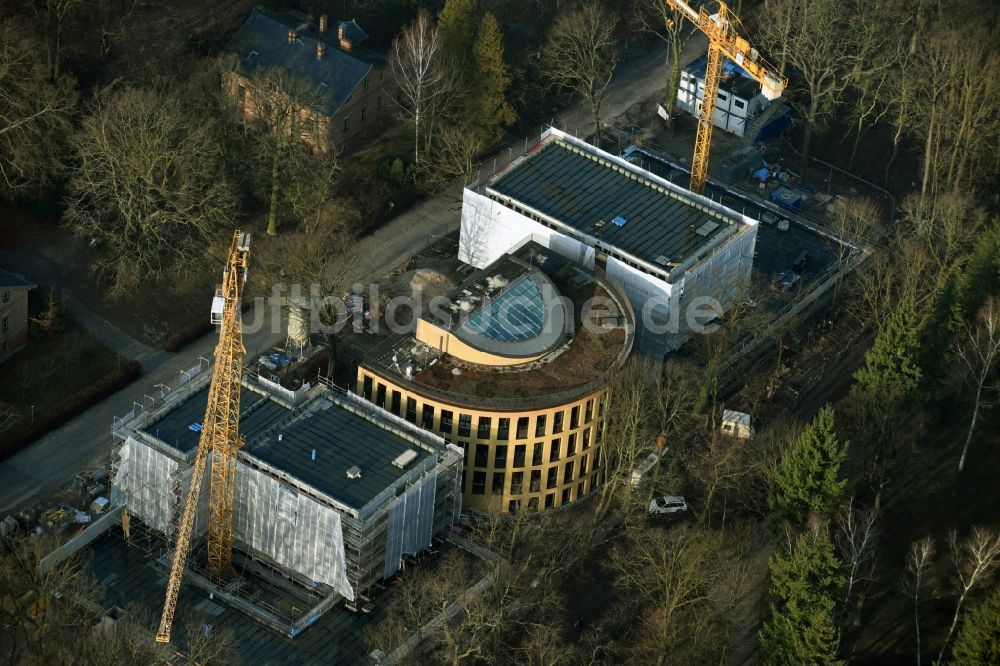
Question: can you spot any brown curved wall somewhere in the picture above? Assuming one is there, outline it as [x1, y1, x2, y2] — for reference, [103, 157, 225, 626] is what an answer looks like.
[356, 365, 609, 514]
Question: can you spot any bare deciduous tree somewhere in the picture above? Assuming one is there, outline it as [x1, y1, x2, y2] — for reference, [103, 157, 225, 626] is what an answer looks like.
[390, 10, 449, 171]
[65, 85, 233, 294]
[937, 528, 1000, 665]
[635, 0, 693, 116]
[0, 20, 76, 200]
[955, 297, 1000, 472]
[542, 1, 619, 144]
[836, 498, 879, 622]
[906, 536, 935, 666]
[0, 403, 20, 433]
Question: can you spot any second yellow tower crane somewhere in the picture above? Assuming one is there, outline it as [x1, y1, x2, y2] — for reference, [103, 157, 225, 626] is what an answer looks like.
[664, 0, 785, 193]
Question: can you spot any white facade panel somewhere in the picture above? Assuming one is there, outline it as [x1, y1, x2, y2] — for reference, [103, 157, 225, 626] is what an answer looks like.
[459, 188, 594, 269]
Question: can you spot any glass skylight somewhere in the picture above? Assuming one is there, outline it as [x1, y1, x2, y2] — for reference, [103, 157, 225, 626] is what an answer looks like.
[464, 277, 545, 342]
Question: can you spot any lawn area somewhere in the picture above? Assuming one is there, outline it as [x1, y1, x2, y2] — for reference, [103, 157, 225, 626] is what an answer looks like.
[0, 317, 132, 457]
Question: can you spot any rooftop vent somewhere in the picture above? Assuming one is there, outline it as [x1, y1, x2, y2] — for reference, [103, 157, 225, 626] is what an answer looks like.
[695, 220, 720, 236]
[392, 449, 419, 469]
[346, 466, 362, 479]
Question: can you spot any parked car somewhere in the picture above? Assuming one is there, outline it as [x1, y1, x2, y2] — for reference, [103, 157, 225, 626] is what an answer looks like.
[648, 496, 688, 515]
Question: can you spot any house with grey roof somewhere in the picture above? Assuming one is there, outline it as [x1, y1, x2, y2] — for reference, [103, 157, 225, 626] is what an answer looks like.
[225, 8, 394, 154]
[0, 268, 36, 361]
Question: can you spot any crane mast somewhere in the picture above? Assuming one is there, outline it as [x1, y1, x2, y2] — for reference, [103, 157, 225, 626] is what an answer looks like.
[155, 230, 251, 644]
[664, 0, 785, 193]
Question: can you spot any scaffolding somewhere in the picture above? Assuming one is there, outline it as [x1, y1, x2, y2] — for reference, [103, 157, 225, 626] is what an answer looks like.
[109, 372, 464, 637]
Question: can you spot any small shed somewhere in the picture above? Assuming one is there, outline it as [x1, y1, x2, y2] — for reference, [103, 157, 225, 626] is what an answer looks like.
[721, 410, 753, 439]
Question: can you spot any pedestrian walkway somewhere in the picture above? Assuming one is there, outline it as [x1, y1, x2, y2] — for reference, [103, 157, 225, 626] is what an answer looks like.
[63, 291, 170, 372]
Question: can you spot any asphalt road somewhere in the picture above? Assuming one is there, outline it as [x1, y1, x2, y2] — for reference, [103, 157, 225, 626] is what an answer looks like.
[0, 35, 709, 515]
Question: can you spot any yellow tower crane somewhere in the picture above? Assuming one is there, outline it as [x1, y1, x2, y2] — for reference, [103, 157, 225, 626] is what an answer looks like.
[663, 0, 786, 193]
[155, 230, 251, 644]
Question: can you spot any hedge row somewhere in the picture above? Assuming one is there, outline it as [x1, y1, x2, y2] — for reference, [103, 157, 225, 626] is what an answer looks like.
[0, 360, 142, 461]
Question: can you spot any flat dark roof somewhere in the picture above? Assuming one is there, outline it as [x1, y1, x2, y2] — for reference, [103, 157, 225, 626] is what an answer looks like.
[489, 141, 734, 267]
[143, 385, 291, 455]
[89, 530, 375, 665]
[243, 398, 431, 511]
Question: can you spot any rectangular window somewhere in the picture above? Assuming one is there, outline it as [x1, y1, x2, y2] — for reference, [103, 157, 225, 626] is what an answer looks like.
[585, 400, 594, 423]
[547, 467, 558, 489]
[564, 460, 575, 483]
[375, 383, 386, 408]
[734, 98, 746, 109]
[475, 444, 489, 468]
[718, 91, 729, 102]
[568, 433, 577, 457]
[595, 447, 603, 469]
[477, 416, 492, 439]
[549, 438, 561, 463]
[361, 105, 367, 120]
[528, 497, 539, 512]
[377, 95, 384, 110]
[516, 417, 529, 440]
[458, 414, 472, 437]
[530, 470, 541, 492]
[390, 391, 401, 416]
[459, 442, 469, 466]
[492, 472, 505, 493]
[494, 445, 508, 468]
[440, 410, 454, 434]
[570, 406, 580, 429]
[405, 397, 417, 423]
[581, 453, 589, 474]
[513, 444, 526, 467]
[532, 442, 544, 466]
[578, 481, 585, 497]
[553, 411, 564, 434]
[562, 488, 571, 505]
[342, 116, 349, 132]
[362, 375, 373, 400]
[472, 471, 486, 495]
[583, 428, 591, 450]
[508, 499, 520, 513]
[598, 396, 605, 417]
[596, 422, 604, 443]
[545, 493, 554, 508]
[535, 415, 547, 437]
[497, 418, 510, 440]
[461, 470, 466, 492]
[511, 471, 523, 493]
[421, 404, 434, 428]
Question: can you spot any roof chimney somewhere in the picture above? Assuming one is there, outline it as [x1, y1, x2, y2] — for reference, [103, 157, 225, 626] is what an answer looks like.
[287, 29, 297, 44]
[338, 24, 353, 52]
[319, 14, 328, 34]
[317, 41, 326, 59]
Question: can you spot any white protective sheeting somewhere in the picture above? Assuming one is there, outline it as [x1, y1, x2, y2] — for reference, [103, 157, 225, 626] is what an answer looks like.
[111, 437, 179, 534]
[383, 469, 438, 580]
[234, 464, 354, 601]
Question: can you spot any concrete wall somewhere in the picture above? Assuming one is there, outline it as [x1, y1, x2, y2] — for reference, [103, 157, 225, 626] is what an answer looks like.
[458, 188, 594, 270]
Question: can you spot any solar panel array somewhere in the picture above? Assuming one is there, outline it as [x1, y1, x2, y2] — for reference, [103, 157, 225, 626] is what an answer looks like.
[490, 142, 732, 266]
[464, 277, 545, 342]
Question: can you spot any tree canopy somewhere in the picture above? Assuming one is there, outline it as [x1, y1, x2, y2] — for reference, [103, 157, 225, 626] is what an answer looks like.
[64, 85, 234, 294]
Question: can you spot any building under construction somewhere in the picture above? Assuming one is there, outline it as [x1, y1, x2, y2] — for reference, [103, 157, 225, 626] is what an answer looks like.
[107, 366, 462, 638]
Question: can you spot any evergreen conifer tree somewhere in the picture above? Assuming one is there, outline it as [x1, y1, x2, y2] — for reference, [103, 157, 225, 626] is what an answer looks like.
[951, 586, 1000, 665]
[760, 523, 844, 665]
[770, 406, 847, 527]
[470, 13, 515, 145]
[853, 296, 922, 398]
[438, 0, 478, 65]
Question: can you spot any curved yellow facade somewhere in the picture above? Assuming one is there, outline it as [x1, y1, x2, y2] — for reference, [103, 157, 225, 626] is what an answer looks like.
[356, 366, 608, 514]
